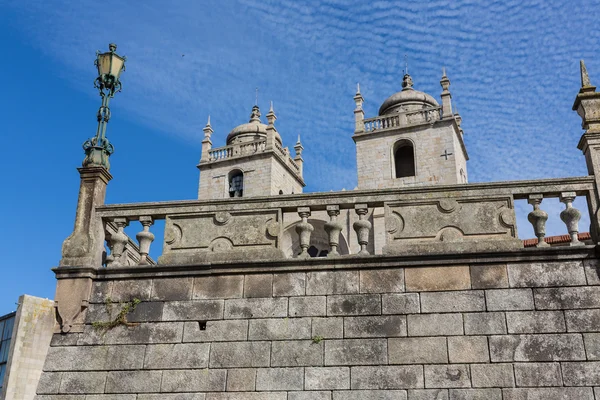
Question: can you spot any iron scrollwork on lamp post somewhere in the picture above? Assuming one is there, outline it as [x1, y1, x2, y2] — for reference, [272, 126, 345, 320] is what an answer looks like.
[82, 43, 126, 170]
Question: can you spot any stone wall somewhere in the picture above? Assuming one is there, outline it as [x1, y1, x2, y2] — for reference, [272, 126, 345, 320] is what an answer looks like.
[37, 251, 600, 399]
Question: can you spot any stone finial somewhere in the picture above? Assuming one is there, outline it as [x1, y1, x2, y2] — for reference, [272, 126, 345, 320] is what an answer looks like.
[440, 67, 452, 118]
[266, 101, 277, 126]
[573, 60, 600, 136]
[294, 135, 303, 157]
[402, 73, 414, 90]
[354, 83, 365, 133]
[203, 115, 213, 138]
[249, 105, 261, 123]
[580, 60, 595, 90]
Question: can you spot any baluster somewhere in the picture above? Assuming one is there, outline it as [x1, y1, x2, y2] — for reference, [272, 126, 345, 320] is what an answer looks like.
[107, 218, 129, 267]
[560, 192, 583, 246]
[136, 216, 155, 264]
[295, 207, 314, 259]
[527, 194, 549, 247]
[324, 205, 343, 257]
[353, 204, 372, 255]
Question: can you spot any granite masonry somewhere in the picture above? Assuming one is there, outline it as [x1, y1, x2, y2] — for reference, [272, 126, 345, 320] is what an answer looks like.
[36, 60, 600, 399]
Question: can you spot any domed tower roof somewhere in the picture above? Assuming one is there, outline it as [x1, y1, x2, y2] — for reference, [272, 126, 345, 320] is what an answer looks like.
[379, 73, 439, 116]
[226, 105, 282, 145]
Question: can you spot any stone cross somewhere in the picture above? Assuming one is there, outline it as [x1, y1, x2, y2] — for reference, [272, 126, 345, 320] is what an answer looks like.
[440, 150, 453, 160]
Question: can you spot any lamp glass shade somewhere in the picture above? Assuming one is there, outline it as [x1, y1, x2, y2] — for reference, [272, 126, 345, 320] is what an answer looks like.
[110, 55, 125, 78]
[97, 53, 112, 76]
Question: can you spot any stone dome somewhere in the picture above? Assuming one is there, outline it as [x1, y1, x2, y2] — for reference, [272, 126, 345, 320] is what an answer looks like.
[379, 74, 439, 116]
[226, 105, 282, 145]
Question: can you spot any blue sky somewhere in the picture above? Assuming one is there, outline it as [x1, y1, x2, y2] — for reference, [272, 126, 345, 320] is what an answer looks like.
[0, 0, 599, 315]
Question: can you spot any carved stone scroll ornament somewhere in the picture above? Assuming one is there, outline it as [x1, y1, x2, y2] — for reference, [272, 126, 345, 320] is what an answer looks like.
[527, 194, 549, 247]
[324, 205, 343, 257]
[295, 207, 314, 259]
[106, 217, 129, 266]
[353, 204, 372, 255]
[560, 192, 584, 246]
[54, 278, 92, 333]
[136, 216, 155, 265]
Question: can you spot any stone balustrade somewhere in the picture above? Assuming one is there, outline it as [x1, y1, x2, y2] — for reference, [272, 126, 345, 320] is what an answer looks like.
[90, 176, 597, 267]
[363, 106, 442, 133]
[207, 139, 267, 162]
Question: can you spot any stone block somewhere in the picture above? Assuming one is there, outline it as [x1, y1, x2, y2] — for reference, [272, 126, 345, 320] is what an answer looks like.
[470, 264, 508, 289]
[351, 366, 424, 389]
[360, 269, 404, 293]
[471, 364, 514, 388]
[271, 340, 323, 366]
[255, 367, 304, 391]
[105, 371, 163, 393]
[37, 372, 62, 394]
[344, 315, 407, 338]
[405, 266, 470, 292]
[151, 277, 193, 301]
[244, 274, 273, 298]
[407, 389, 448, 400]
[327, 294, 381, 316]
[561, 361, 600, 386]
[224, 298, 288, 319]
[448, 336, 489, 363]
[90, 280, 112, 303]
[333, 390, 408, 400]
[289, 296, 326, 317]
[534, 287, 600, 309]
[489, 334, 585, 362]
[163, 300, 224, 321]
[249, 318, 311, 340]
[513, 363, 562, 387]
[325, 339, 387, 365]
[583, 259, 600, 285]
[506, 311, 565, 334]
[463, 312, 506, 335]
[111, 279, 152, 301]
[424, 365, 470, 388]
[139, 395, 206, 400]
[193, 275, 244, 299]
[485, 289, 533, 311]
[288, 392, 331, 400]
[226, 368, 256, 391]
[501, 388, 594, 400]
[305, 366, 350, 390]
[420, 291, 485, 313]
[565, 309, 600, 332]
[86, 301, 163, 324]
[128, 301, 164, 322]
[79, 322, 184, 345]
[206, 393, 286, 400]
[34, 397, 86, 400]
[209, 341, 271, 368]
[388, 337, 448, 364]
[382, 293, 420, 314]
[584, 333, 600, 359]
[183, 320, 248, 342]
[407, 314, 463, 336]
[144, 343, 210, 369]
[312, 317, 343, 339]
[86, 396, 138, 400]
[306, 270, 359, 295]
[160, 369, 227, 392]
[507, 261, 586, 287]
[273, 272, 305, 296]
[448, 389, 502, 400]
[44, 345, 145, 371]
[50, 333, 80, 347]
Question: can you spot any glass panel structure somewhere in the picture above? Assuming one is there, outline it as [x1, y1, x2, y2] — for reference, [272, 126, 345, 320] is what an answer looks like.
[0, 313, 15, 390]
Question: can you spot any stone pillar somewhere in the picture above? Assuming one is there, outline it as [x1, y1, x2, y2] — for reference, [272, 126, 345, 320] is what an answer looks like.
[60, 166, 112, 268]
[354, 84, 365, 133]
[440, 67, 453, 118]
[574, 60, 600, 241]
[200, 116, 213, 163]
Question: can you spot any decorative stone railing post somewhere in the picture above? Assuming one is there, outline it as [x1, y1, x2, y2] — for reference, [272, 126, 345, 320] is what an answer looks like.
[324, 205, 343, 257]
[353, 204, 372, 255]
[527, 194, 549, 247]
[106, 217, 129, 267]
[295, 207, 314, 259]
[560, 192, 583, 246]
[136, 216, 155, 264]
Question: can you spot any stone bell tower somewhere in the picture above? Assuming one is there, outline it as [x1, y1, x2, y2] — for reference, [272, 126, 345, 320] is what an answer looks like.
[197, 103, 305, 199]
[353, 69, 468, 190]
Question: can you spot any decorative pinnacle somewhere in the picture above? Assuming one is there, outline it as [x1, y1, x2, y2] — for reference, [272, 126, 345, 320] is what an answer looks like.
[402, 73, 414, 90]
[269, 100, 274, 113]
[581, 60, 592, 87]
[109, 43, 117, 52]
[356, 83, 361, 94]
[442, 66, 447, 77]
[266, 101, 276, 126]
[296, 134, 301, 144]
[206, 115, 211, 126]
[249, 105, 261, 122]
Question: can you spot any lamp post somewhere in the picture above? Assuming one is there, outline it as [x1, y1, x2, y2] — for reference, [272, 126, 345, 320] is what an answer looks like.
[82, 43, 126, 170]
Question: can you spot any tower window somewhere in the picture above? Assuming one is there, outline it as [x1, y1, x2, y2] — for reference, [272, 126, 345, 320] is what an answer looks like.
[394, 141, 415, 178]
[228, 170, 244, 197]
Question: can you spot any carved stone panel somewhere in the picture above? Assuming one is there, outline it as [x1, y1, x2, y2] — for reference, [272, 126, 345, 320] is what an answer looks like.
[159, 209, 284, 264]
[383, 196, 522, 255]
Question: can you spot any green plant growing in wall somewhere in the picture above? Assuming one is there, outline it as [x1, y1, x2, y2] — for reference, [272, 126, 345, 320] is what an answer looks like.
[92, 298, 141, 332]
[312, 335, 324, 344]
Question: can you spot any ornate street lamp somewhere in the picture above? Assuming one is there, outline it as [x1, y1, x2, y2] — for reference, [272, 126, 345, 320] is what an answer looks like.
[82, 43, 126, 170]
